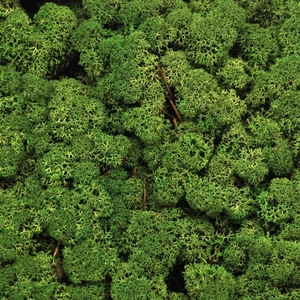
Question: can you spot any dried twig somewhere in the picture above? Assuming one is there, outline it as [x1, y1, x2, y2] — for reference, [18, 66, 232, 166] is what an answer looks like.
[142, 181, 147, 210]
[56, 259, 64, 282]
[157, 65, 182, 122]
[169, 98, 182, 122]
[157, 64, 175, 102]
[53, 241, 61, 258]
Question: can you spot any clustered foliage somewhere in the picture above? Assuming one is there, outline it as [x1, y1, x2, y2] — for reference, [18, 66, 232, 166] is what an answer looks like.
[1, 0, 300, 299]
[0, 3, 77, 77]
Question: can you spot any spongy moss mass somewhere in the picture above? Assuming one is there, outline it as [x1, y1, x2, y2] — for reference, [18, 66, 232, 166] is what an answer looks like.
[1, 0, 300, 299]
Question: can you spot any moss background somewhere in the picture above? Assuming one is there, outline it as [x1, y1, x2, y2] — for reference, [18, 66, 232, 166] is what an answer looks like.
[1, 0, 300, 299]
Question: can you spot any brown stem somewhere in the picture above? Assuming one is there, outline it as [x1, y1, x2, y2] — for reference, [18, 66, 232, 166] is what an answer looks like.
[142, 181, 147, 210]
[157, 65, 182, 122]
